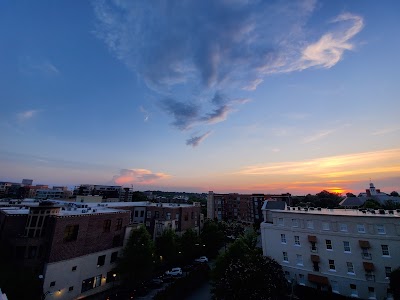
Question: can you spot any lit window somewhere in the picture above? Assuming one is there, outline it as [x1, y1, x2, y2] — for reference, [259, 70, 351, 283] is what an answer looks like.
[322, 222, 330, 230]
[340, 223, 347, 232]
[281, 234, 287, 244]
[292, 219, 299, 227]
[283, 251, 288, 262]
[347, 262, 354, 274]
[307, 220, 314, 229]
[343, 241, 351, 252]
[294, 236, 300, 246]
[326, 239, 332, 250]
[377, 225, 386, 234]
[357, 224, 365, 233]
[381, 245, 390, 256]
[296, 254, 303, 265]
[329, 259, 335, 271]
[385, 267, 392, 278]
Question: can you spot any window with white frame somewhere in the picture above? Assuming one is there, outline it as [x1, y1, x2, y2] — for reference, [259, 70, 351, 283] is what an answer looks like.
[292, 219, 299, 227]
[368, 287, 376, 299]
[283, 251, 288, 262]
[381, 245, 390, 256]
[307, 220, 314, 229]
[347, 262, 355, 274]
[357, 224, 366, 233]
[294, 236, 300, 246]
[343, 241, 351, 252]
[281, 234, 287, 244]
[298, 274, 305, 285]
[385, 266, 392, 278]
[340, 223, 348, 232]
[331, 280, 339, 293]
[329, 259, 336, 271]
[296, 254, 303, 265]
[326, 239, 332, 250]
[284, 271, 291, 282]
[322, 222, 330, 230]
[278, 218, 284, 226]
[350, 284, 358, 297]
[377, 225, 386, 234]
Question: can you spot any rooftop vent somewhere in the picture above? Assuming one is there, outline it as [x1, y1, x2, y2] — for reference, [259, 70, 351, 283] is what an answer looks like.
[317, 207, 321, 211]
[379, 209, 385, 215]
[297, 207, 301, 210]
[388, 210, 394, 214]
[362, 210, 366, 214]
[370, 210, 375, 214]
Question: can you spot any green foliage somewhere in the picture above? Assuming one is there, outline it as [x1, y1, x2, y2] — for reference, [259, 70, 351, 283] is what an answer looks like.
[200, 219, 225, 258]
[390, 267, 400, 300]
[117, 226, 155, 287]
[131, 191, 148, 202]
[155, 229, 179, 267]
[180, 229, 201, 263]
[362, 199, 382, 209]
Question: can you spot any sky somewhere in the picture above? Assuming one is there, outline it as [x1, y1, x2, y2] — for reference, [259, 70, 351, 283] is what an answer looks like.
[1, 0, 400, 195]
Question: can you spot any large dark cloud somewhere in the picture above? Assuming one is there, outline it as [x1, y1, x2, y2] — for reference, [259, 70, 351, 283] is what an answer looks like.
[94, 0, 363, 146]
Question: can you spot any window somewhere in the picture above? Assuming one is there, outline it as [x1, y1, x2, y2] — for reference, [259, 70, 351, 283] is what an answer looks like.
[329, 259, 335, 271]
[298, 274, 305, 285]
[72, 266, 77, 271]
[307, 220, 314, 229]
[385, 267, 392, 278]
[377, 225, 386, 234]
[310, 241, 317, 252]
[362, 247, 372, 259]
[166, 212, 171, 220]
[331, 280, 339, 293]
[140, 211, 144, 218]
[50, 281, 56, 287]
[322, 222, 330, 230]
[343, 241, 351, 252]
[63, 225, 79, 242]
[69, 286, 74, 292]
[278, 218, 284, 226]
[326, 239, 332, 250]
[296, 254, 303, 265]
[155, 211, 160, 218]
[97, 255, 106, 267]
[347, 262, 355, 274]
[94, 274, 102, 288]
[340, 223, 348, 232]
[350, 284, 357, 297]
[357, 224, 365, 233]
[134, 211, 139, 217]
[147, 211, 151, 218]
[28, 246, 37, 259]
[313, 261, 320, 272]
[292, 219, 299, 227]
[284, 271, 291, 282]
[115, 218, 122, 231]
[368, 287, 375, 299]
[103, 220, 111, 232]
[175, 213, 180, 219]
[81, 277, 94, 293]
[281, 234, 287, 244]
[112, 234, 121, 247]
[381, 245, 390, 256]
[283, 251, 288, 262]
[294, 236, 300, 246]
[110, 251, 118, 263]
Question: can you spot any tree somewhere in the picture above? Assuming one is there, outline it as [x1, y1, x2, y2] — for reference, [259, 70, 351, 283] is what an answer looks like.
[117, 226, 155, 287]
[180, 229, 200, 263]
[200, 219, 225, 258]
[155, 229, 179, 267]
[390, 191, 399, 197]
[362, 199, 381, 209]
[390, 267, 400, 300]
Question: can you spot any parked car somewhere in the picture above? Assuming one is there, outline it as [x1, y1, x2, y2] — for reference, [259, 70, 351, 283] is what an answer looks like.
[165, 267, 183, 276]
[194, 256, 208, 263]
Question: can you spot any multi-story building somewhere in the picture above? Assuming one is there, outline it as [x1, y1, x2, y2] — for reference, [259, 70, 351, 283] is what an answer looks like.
[35, 188, 71, 200]
[207, 191, 291, 224]
[73, 185, 121, 198]
[260, 202, 399, 299]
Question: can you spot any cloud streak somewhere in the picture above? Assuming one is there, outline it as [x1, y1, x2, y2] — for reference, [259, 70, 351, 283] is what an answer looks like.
[17, 109, 41, 122]
[93, 1, 364, 145]
[186, 131, 212, 147]
[112, 168, 170, 185]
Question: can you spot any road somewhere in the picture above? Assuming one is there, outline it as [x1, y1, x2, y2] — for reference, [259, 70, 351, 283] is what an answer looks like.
[183, 281, 212, 300]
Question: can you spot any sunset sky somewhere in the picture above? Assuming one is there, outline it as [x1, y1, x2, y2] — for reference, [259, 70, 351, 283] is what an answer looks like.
[1, 0, 399, 195]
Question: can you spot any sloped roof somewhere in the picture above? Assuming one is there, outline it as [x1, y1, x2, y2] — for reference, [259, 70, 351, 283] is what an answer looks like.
[339, 197, 365, 207]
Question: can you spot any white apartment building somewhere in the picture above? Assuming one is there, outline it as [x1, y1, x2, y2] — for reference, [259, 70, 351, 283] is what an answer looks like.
[261, 203, 399, 300]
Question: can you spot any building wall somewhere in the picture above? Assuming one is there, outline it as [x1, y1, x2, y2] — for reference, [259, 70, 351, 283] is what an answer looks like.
[261, 208, 400, 299]
[43, 247, 122, 300]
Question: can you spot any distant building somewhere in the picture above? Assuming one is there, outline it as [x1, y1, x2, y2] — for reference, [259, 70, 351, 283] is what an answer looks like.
[22, 179, 33, 186]
[260, 203, 399, 300]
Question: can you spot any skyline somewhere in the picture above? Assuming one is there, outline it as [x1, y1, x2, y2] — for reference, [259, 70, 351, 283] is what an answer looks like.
[1, 1, 400, 195]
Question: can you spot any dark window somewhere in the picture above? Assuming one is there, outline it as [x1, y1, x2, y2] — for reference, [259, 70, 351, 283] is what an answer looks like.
[134, 211, 139, 217]
[28, 246, 37, 259]
[50, 281, 56, 287]
[116, 218, 122, 231]
[184, 213, 188, 221]
[110, 251, 118, 263]
[69, 286, 74, 292]
[140, 211, 144, 218]
[97, 255, 106, 267]
[103, 220, 111, 232]
[113, 235, 121, 247]
[81, 277, 94, 293]
[155, 211, 159, 218]
[106, 271, 114, 283]
[63, 225, 79, 242]
[191, 212, 194, 219]
[313, 261, 319, 272]
[72, 266, 77, 271]
[16, 246, 26, 259]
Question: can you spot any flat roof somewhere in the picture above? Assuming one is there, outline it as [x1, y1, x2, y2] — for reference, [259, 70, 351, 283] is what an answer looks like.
[268, 207, 400, 218]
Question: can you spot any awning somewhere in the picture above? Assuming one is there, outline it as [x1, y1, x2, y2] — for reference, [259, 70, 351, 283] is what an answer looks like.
[311, 255, 320, 262]
[363, 262, 375, 271]
[308, 235, 317, 243]
[359, 240, 370, 248]
[308, 274, 329, 285]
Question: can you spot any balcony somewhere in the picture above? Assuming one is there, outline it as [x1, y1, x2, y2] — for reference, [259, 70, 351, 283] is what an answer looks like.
[365, 274, 375, 281]
[361, 252, 372, 260]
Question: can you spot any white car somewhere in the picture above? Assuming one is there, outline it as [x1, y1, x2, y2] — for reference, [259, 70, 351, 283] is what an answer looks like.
[165, 267, 182, 276]
[195, 256, 208, 263]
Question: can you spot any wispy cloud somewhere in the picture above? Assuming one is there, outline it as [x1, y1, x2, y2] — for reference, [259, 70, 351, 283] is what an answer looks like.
[112, 168, 171, 185]
[372, 126, 400, 136]
[236, 148, 400, 179]
[303, 129, 336, 143]
[186, 131, 212, 147]
[93, 1, 363, 145]
[139, 105, 150, 122]
[16, 109, 41, 122]
[19, 56, 59, 76]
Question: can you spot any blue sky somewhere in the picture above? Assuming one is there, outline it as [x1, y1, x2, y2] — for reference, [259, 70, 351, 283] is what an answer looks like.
[1, 0, 399, 195]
